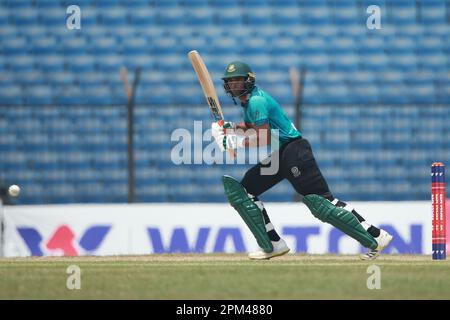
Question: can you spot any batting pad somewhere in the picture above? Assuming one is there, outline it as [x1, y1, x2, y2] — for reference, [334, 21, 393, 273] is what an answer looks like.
[303, 194, 378, 250]
[222, 175, 274, 253]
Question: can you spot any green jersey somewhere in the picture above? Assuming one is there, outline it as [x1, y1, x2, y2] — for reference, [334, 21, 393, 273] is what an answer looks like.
[242, 87, 301, 147]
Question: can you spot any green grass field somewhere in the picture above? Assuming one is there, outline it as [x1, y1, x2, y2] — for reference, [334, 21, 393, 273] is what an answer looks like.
[1, 254, 449, 300]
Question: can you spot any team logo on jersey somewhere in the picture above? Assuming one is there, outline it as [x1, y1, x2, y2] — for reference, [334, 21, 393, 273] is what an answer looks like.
[291, 166, 301, 178]
[227, 64, 236, 73]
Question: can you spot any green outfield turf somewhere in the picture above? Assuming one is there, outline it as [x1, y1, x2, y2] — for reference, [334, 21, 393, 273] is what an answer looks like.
[0, 254, 449, 300]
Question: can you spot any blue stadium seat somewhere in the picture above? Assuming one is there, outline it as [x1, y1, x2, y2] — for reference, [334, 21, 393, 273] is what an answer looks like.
[419, 53, 447, 72]
[0, 25, 18, 41]
[244, 54, 272, 73]
[8, 55, 35, 72]
[76, 7, 100, 27]
[328, 37, 356, 54]
[10, 10, 38, 26]
[0, 10, 9, 27]
[172, 85, 204, 105]
[154, 0, 180, 8]
[32, 37, 59, 55]
[136, 85, 172, 105]
[350, 84, 379, 104]
[100, 8, 127, 26]
[389, 7, 416, 26]
[357, 36, 384, 54]
[36, 54, 64, 72]
[264, 84, 292, 105]
[215, 8, 243, 26]
[120, 27, 146, 44]
[14, 71, 45, 86]
[124, 54, 154, 70]
[209, 37, 238, 55]
[408, 83, 436, 104]
[4, 0, 33, 8]
[271, 36, 298, 55]
[389, 0, 415, 9]
[38, 8, 65, 26]
[0, 72, 14, 86]
[240, 37, 268, 55]
[360, 53, 389, 71]
[183, 0, 209, 8]
[128, 6, 156, 26]
[245, 8, 272, 26]
[389, 53, 417, 72]
[150, 37, 178, 55]
[61, 37, 88, 56]
[436, 83, 450, 104]
[122, 37, 149, 56]
[180, 36, 208, 55]
[66, 55, 96, 72]
[301, 7, 331, 26]
[416, 36, 443, 55]
[90, 37, 118, 55]
[93, 0, 120, 8]
[96, 54, 124, 72]
[385, 36, 415, 54]
[420, 1, 446, 26]
[333, 7, 360, 26]
[2, 37, 28, 55]
[84, 86, 114, 105]
[0, 85, 23, 106]
[331, 53, 359, 72]
[140, 70, 167, 86]
[377, 70, 405, 85]
[184, 8, 214, 27]
[299, 37, 326, 55]
[211, 0, 239, 7]
[25, 85, 53, 106]
[155, 54, 188, 72]
[54, 87, 87, 105]
[378, 84, 410, 104]
[302, 78, 324, 104]
[157, 8, 184, 26]
[59, 0, 91, 7]
[272, 8, 301, 27]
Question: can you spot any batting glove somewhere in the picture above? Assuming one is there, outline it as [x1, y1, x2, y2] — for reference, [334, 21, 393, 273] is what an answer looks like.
[211, 122, 245, 152]
[222, 121, 236, 131]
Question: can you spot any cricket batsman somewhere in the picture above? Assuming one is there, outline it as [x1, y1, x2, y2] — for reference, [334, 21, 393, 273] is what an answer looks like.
[211, 61, 393, 260]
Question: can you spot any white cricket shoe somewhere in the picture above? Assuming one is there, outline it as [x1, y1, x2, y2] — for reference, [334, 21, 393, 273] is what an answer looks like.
[360, 229, 393, 260]
[248, 238, 290, 260]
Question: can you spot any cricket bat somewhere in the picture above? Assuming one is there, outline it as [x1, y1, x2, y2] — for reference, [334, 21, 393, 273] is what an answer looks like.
[188, 50, 236, 158]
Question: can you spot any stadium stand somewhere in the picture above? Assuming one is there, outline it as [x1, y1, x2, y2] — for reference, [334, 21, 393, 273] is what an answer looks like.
[0, 0, 449, 203]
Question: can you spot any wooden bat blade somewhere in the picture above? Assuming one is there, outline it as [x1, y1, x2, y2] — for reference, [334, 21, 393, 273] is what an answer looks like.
[188, 50, 224, 122]
[188, 50, 236, 158]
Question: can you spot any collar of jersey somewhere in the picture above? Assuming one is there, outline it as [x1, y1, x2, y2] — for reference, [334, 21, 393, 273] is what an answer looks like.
[240, 86, 258, 108]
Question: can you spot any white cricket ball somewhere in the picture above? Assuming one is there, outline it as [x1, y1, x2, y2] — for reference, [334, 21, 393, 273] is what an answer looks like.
[8, 184, 20, 197]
